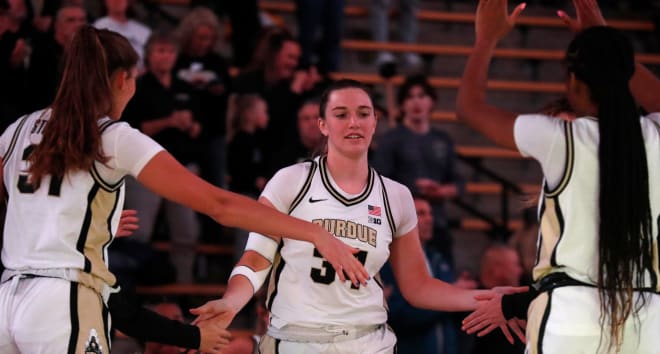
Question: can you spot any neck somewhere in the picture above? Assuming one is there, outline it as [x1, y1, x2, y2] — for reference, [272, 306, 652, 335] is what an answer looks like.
[403, 117, 430, 134]
[325, 151, 369, 194]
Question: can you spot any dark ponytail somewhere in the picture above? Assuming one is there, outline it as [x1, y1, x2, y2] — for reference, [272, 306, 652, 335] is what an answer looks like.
[566, 26, 653, 351]
[29, 26, 137, 185]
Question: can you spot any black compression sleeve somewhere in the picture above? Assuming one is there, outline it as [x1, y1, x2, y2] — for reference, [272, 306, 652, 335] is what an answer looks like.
[108, 287, 201, 349]
[501, 288, 539, 320]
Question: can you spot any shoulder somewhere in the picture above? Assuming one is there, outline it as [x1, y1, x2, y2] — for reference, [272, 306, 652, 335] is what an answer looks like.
[379, 174, 413, 201]
[271, 160, 316, 183]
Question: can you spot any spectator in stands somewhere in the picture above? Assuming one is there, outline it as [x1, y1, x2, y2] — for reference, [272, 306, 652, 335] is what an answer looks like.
[121, 32, 203, 284]
[372, 75, 464, 267]
[188, 0, 261, 68]
[94, 0, 151, 70]
[267, 98, 325, 173]
[0, 0, 28, 128]
[295, 0, 344, 74]
[471, 244, 525, 354]
[233, 26, 321, 178]
[227, 94, 269, 261]
[174, 7, 232, 189]
[25, 2, 86, 112]
[508, 207, 539, 284]
[370, 0, 424, 75]
[381, 196, 470, 354]
[227, 94, 269, 198]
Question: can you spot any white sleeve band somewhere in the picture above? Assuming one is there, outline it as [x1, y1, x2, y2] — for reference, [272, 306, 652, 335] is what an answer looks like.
[245, 233, 279, 263]
[229, 265, 272, 294]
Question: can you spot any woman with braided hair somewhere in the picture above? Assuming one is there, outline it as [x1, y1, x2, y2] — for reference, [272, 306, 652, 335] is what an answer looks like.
[457, 0, 660, 353]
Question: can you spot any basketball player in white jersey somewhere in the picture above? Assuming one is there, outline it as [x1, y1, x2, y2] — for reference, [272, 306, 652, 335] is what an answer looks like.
[190, 79, 527, 354]
[0, 26, 368, 354]
[457, 0, 660, 353]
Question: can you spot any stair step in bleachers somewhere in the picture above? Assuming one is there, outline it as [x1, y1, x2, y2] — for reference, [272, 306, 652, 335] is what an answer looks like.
[257, 1, 655, 32]
[341, 40, 660, 65]
[330, 72, 565, 93]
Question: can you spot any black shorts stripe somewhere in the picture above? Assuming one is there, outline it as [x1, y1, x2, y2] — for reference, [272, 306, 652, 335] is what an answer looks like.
[67, 283, 79, 354]
[288, 160, 317, 214]
[537, 289, 554, 354]
[102, 302, 110, 352]
[275, 338, 281, 354]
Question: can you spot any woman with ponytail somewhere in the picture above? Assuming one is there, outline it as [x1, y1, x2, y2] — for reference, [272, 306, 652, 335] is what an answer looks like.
[0, 26, 368, 353]
[457, 0, 660, 353]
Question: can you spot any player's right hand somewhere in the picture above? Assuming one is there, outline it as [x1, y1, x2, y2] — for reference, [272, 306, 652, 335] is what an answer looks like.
[314, 231, 370, 287]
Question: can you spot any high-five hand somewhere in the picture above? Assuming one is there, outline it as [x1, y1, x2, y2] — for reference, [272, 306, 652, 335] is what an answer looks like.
[557, 0, 607, 33]
[476, 0, 527, 44]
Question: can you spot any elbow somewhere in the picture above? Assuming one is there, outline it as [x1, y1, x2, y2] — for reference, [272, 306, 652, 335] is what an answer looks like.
[208, 191, 234, 227]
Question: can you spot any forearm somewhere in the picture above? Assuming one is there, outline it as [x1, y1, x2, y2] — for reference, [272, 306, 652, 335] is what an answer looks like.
[501, 288, 538, 320]
[630, 61, 660, 113]
[403, 277, 489, 312]
[456, 40, 496, 124]
[209, 192, 321, 244]
[223, 276, 259, 314]
[109, 289, 200, 349]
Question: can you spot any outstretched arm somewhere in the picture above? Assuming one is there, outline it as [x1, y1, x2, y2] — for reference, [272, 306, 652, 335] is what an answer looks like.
[137, 151, 368, 286]
[456, 0, 525, 150]
[390, 229, 492, 311]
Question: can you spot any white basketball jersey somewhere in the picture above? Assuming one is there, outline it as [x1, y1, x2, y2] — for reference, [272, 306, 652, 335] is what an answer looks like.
[262, 156, 416, 328]
[516, 114, 660, 289]
[0, 109, 163, 287]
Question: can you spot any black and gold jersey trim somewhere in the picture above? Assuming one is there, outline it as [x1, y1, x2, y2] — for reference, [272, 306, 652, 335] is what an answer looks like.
[101, 188, 121, 263]
[2, 114, 30, 165]
[288, 160, 317, 214]
[77, 184, 101, 272]
[266, 243, 285, 311]
[90, 163, 124, 192]
[549, 196, 565, 267]
[377, 173, 396, 237]
[319, 155, 374, 207]
[544, 121, 574, 197]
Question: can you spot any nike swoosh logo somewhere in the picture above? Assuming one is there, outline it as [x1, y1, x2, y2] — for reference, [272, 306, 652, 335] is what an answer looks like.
[308, 197, 328, 203]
